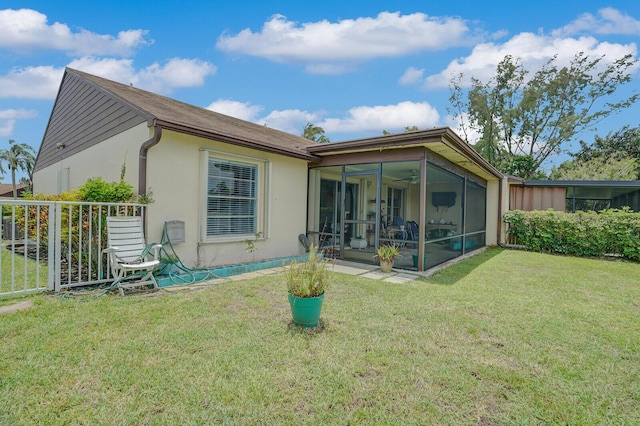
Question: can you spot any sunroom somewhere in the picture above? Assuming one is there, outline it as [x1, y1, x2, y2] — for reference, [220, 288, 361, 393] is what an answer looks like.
[305, 127, 504, 272]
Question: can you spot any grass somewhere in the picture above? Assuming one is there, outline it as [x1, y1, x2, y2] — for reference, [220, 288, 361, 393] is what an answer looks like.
[1, 248, 639, 424]
[0, 241, 49, 294]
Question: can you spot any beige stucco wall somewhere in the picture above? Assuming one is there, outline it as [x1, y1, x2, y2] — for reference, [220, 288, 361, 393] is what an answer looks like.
[34, 124, 310, 268]
[485, 179, 500, 246]
[146, 130, 309, 267]
[33, 123, 147, 194]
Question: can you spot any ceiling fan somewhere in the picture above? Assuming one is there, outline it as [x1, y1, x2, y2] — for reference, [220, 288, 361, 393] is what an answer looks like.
[393, 170, 419, 184]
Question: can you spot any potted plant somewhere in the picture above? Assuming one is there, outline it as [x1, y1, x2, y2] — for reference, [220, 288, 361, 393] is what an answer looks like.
[284, 244, 330, 327]
[374, 244, 401, 273]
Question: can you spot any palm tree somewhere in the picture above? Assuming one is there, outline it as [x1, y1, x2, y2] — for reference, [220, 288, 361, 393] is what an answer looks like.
[0, 140, 36, 198]
[302, 123, 330, 143]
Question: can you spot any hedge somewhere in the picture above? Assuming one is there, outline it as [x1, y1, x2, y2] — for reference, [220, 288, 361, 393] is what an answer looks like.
[504, 208, 640, 261]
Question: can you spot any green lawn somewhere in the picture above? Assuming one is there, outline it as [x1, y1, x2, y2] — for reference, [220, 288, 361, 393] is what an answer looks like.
[1, 248, 639, 425]
[0, 242, 49, 294]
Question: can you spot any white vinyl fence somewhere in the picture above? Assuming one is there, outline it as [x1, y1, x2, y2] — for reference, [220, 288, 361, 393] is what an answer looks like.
[0, 200, 147, 296]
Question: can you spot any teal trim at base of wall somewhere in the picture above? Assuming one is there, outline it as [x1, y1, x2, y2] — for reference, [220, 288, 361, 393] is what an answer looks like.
[155, 254, 308, 288]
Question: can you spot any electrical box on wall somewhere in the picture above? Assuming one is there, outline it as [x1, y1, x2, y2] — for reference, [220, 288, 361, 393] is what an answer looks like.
[165, 220, 185, 244]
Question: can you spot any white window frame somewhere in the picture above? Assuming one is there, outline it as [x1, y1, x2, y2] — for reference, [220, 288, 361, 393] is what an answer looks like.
[200, 149, 270, 243]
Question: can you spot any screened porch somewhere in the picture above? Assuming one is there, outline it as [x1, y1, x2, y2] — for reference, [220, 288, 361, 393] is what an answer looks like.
[307, 154, 490, 272]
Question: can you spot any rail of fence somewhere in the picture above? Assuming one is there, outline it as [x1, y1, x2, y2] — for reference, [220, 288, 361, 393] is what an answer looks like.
[0, 200, 146, 296]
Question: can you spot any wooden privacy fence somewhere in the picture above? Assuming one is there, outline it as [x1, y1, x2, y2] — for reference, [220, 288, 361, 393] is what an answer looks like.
[0, 200, 147, 296]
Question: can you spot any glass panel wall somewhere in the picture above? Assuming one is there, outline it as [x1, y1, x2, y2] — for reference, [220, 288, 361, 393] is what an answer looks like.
[342, 163, 381, 263]
[381, 161, 421, 269]
[309, 158, 487, 271]
[424, 163, 464, 270]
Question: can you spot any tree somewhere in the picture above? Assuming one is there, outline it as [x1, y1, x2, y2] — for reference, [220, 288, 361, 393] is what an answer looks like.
[551, 125, 640, 180]
[382, 126, 419, 135]
[550, 156, 638, 180]
[0, 140, 36, 198]
[449, 52, 638, 178]
[302, 123, 330, 143]
[573, 125, 640, 165]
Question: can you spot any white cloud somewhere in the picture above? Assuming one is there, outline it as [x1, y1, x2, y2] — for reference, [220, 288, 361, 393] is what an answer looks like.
[67, 57, 137, 84]
[422, 32, 638, 89]
[205, 100, 320, 134]
[262, 109, 321, 134]
[0, 66, 63, 99]
[206, 99, 263, 121]
[0, 8, 151, 56]
[0, 57, 217, 99]
[134, 58, 217, 93]
[217, 12, 475, 74]
[0, 108, 38, 137]
[552, 7, 640, 37]
[206, 101, 441, 137]
[399, 66, 425, 85]
[318, 101, 440, 133]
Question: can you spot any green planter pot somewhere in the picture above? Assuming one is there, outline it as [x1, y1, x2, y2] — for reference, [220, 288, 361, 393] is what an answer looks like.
[288, 292, 325, 327]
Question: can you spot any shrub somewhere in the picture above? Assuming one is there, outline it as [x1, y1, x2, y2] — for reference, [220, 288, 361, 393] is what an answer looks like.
[11, 178, 140, 282]
[77, 177, 133, 203]
[504, 208, 640, 261]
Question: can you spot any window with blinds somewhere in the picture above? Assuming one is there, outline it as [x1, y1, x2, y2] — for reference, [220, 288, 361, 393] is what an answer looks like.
[206, 157, 257, 236]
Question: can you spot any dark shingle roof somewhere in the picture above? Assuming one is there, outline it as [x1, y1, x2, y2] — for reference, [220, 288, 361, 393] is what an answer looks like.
[67, 68, 319, 160]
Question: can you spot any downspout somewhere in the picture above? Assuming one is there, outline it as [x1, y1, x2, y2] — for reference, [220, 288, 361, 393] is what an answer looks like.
[138, 125, 162, 196]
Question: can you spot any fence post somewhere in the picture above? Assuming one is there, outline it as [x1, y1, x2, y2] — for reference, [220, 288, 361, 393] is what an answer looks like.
[53, 202, 62, 292]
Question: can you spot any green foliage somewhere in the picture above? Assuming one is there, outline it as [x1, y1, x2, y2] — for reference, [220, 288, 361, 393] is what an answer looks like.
[244, 232, 263, 254]
[382, 126, 420, 135]
[504, 209, 640, 261]
[302, 123, 330, 143]
[0, 139, 36, 197]
[17, 177, 142, 282]
[284, 245, 330, 298]
[449, 52, 638, 178]
[559, 125, 640, 179]
[574, 125, 640, 165]
[77, 177, 133, 203]
[550, 156, 638, 180]
[134, 188, 155, 205]
[374, 244, 402, 261]
[502, 155, 548, 179]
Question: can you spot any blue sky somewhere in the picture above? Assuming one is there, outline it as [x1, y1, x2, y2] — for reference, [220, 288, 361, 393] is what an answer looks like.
[1, 0, 640, 180]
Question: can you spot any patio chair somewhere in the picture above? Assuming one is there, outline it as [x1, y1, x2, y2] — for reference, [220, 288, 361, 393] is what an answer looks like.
[406, 221, 419, 248]
[104, 216, 162, 296]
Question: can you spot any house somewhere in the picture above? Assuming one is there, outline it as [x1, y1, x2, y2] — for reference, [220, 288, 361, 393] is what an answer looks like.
[0, 183, 26, 198]
[508, 178, 640, 212]
[33, 68, 318, 268]
[33, 68, 505, 272]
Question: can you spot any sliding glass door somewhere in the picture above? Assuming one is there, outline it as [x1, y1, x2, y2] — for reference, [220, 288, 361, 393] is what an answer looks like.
[342, 166, 381, 263]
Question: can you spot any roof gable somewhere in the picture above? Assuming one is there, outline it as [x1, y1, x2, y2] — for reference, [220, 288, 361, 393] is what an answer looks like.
[35, 69, 319, 173]
[34, 70, 147, 172]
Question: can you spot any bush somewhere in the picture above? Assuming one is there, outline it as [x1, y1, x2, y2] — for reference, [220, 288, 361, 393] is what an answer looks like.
[77, 177, 133, 203]
[12, 178, 138, 281]
[504, 208, 640, 261]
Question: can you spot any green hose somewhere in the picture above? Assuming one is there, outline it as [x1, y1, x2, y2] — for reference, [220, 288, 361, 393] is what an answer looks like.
[155, 221, 225, 285]
[62, 221, 227, 301]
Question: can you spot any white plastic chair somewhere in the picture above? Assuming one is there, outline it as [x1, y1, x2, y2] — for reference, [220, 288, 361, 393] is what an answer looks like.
[104, 216, 162, 296]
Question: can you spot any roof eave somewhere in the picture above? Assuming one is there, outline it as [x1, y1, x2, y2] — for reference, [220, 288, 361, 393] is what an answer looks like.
[306, 127, 504, 179]
[154, 119, 319, 161]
